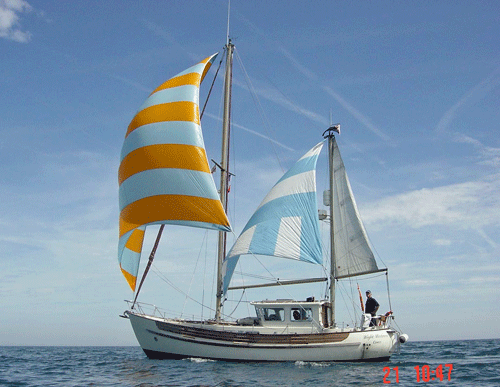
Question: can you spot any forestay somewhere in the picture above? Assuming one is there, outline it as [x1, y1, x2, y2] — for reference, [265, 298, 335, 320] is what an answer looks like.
[118, 54, 231, 291]
[331, 137, 379, 278]
[222, 142, 324, 294]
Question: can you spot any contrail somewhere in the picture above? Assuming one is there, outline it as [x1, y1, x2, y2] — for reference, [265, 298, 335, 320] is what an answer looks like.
[204, 112, 295, 152]
[322, 85, 392, 143]
[436, 66, 500, 135]
[278, 46, 392, 143]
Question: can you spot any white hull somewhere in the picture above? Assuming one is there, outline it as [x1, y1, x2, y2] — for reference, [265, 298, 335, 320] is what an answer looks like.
[126, 311, 401, 362]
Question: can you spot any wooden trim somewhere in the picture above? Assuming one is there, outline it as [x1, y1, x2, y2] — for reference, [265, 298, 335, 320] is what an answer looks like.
[154, 320, 349, 345]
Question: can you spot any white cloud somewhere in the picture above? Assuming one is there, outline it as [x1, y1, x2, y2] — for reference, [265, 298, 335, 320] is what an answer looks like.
[454, 133, 500, 168]
[481, 146, 500, 167]
[453, 133, 483, 147]
[363, 175, 500, 230]
[0, 0, 32, 43]
[433, 239, 451, 246]
[363, 133, 500, 231]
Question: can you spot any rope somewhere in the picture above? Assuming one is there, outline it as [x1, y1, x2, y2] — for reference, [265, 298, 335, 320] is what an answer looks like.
[225, 289, 246, 318]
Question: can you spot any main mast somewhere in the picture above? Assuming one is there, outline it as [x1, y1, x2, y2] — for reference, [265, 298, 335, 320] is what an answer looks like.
[323, 124, 340, 326]
[215, 41, 234, 321]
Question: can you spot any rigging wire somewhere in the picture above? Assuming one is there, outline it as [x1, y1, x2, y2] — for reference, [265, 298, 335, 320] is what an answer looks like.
[232, 271, 276, 282]
[233, 48, 285, 173]
[336, 280, 358, 326]
[201, 230, 208, 320]
[180, 230, 209, 317]
[363, 205, 389, 270]
[232, 252, 325, 328]
[348, 275, 357, 321]
[200, 55, 224, 120]
[151, 263, 238, 321]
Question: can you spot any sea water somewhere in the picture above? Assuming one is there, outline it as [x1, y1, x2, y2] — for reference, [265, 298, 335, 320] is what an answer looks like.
[1, 339, 499, 386]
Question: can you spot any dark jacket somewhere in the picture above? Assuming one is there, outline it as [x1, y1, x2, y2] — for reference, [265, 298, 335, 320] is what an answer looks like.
[365, 297, 379, 316]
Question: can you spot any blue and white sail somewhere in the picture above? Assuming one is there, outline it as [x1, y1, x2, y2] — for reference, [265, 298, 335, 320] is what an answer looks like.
[222, 142, 324, 293]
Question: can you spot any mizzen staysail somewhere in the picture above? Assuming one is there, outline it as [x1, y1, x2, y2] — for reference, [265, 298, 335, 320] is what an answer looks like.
[222, 142, 324, 293]
[118, 54, 231, 291]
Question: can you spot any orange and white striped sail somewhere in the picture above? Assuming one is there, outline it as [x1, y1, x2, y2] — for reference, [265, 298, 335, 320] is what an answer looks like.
[118, 53, 231, 291]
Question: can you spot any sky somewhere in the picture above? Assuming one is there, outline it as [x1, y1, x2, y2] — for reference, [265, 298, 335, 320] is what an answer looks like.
[1, 0, 499, 346]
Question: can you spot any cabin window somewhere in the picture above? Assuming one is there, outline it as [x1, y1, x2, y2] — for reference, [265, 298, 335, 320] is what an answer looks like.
[262, 308, 284, 321]
[291, 308, 313, 321]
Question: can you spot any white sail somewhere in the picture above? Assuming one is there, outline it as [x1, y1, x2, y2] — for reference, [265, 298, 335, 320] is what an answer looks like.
[332, 137, 379, 278]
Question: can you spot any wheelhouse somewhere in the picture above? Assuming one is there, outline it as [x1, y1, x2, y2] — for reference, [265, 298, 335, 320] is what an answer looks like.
[251, 299, 332, 328]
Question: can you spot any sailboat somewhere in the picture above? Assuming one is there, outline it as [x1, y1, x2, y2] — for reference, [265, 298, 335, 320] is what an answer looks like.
[119, 41, 408, 362]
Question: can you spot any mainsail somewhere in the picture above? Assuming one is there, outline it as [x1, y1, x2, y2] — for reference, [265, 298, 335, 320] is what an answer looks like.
[222, 142, 324, 293]
[118, 54, 231, 291]
[331, 137, 379, 278]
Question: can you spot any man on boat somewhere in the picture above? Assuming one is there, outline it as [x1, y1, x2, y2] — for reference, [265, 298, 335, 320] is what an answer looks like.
[365, 290, 380, 326]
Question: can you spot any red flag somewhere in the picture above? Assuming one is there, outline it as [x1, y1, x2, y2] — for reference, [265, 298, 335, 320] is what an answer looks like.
[357, 283, 364, 312]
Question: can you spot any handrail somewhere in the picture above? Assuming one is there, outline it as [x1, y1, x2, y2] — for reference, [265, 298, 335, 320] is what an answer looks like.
[125, 300, 220, 322]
